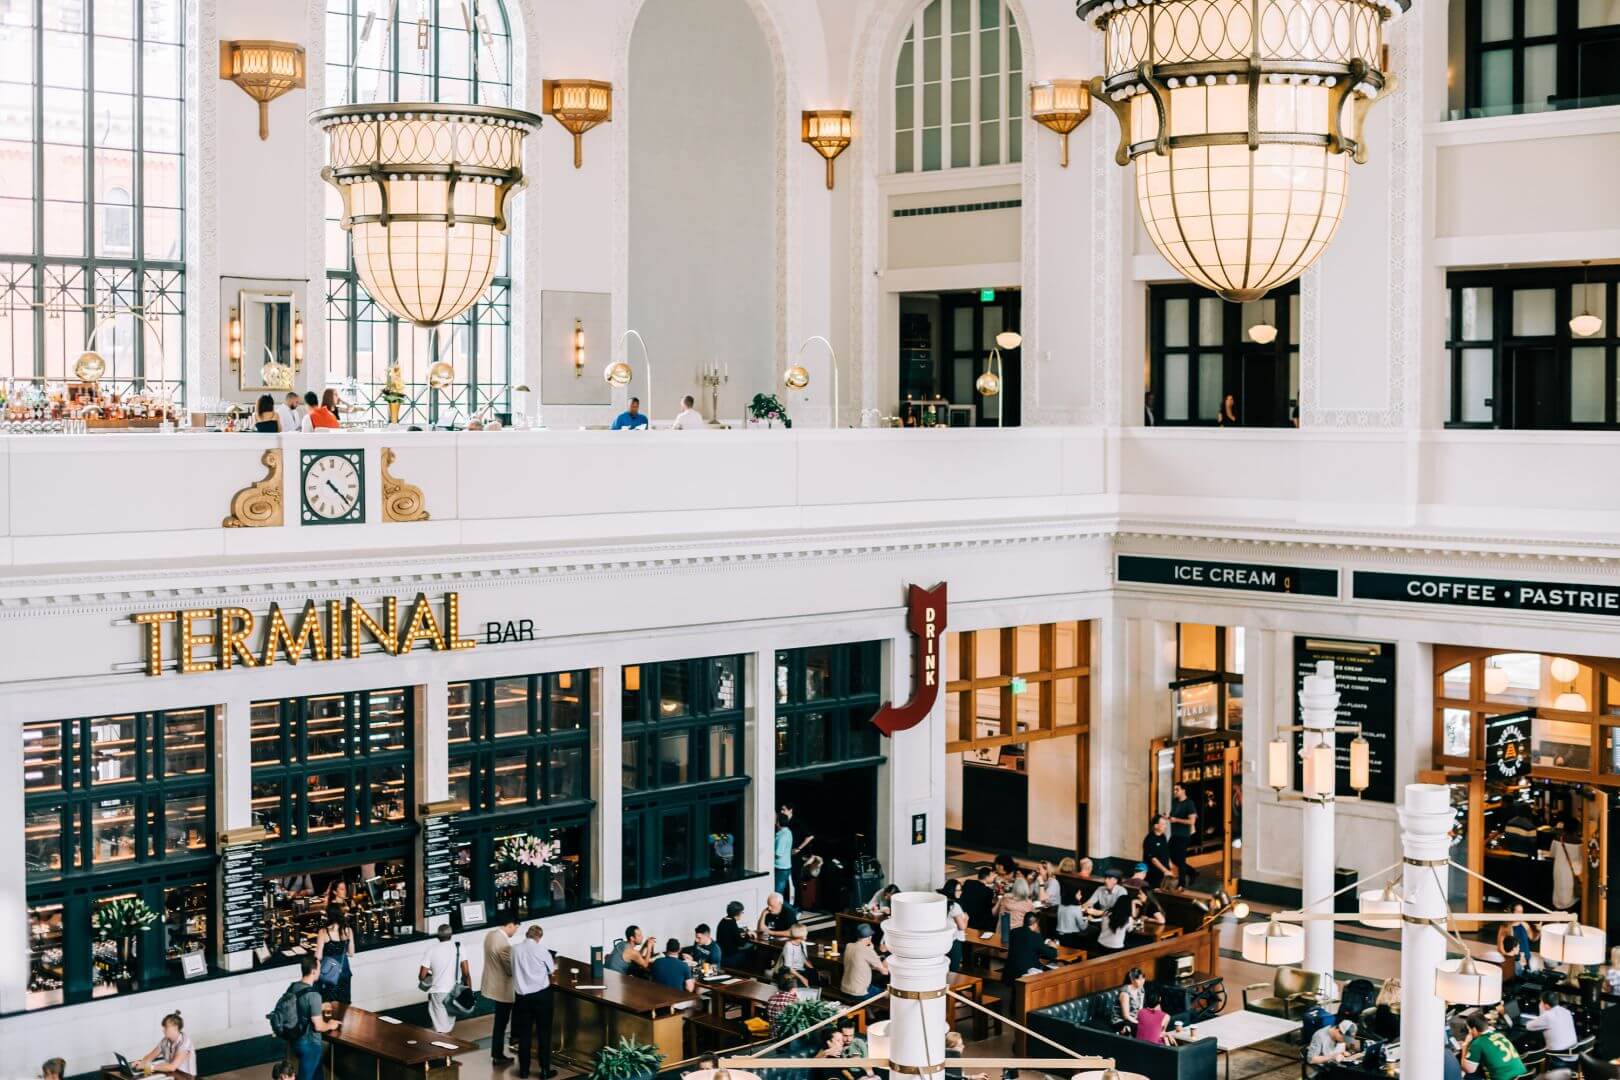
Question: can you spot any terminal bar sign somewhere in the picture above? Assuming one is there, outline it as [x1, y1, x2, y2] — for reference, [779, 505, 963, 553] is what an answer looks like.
[871, 582, 947, 736]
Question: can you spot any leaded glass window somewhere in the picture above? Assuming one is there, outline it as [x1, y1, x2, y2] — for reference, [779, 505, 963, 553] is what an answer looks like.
[893, 0, 1022, 173]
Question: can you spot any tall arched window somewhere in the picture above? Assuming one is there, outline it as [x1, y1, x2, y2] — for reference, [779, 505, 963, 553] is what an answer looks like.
[0, 0, 186, 400]
[324, 0, 514, 423]
[893, 0, 1022, 173]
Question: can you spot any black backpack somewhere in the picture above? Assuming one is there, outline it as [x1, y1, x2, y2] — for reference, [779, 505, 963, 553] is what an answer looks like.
[269, 983, 318, 1040]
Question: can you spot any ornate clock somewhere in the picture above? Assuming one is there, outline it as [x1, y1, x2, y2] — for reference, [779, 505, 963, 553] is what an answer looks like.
[300, 449, 365, 525]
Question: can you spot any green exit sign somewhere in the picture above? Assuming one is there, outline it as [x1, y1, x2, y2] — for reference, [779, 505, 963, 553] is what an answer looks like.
[979, 288, 995, 302]
[1010, 676, 1028, 694]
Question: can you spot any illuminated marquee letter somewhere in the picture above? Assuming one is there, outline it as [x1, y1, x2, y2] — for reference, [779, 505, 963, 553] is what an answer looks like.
[133, 611, 178, 677]
[871, 582, 949, 736]
[397, 593, 449, 654]
[217, 607, 259, 669]
[262, 600, 330, 667]
[347, 596, 400, 656]
[178, 609, 217, 674]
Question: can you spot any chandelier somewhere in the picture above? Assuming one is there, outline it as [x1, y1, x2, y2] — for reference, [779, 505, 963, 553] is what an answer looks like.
[313, 103, 541, 328]
[1078, 0, 1405, 300]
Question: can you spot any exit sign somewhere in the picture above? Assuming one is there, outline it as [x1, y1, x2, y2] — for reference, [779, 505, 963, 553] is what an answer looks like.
[1010, 676, 1027, 694]
[979, 288, 995, 302]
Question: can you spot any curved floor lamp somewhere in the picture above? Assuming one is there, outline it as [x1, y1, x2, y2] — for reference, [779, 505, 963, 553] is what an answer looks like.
[606, 329, 653, 423]
[783, 335, 840, 427]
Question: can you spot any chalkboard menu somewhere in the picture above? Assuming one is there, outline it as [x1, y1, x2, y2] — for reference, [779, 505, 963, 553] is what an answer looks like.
[422, 815, 454, 918]
[1293, 637, 1397, 803]
[221, 841, 265, 954]
[1485, 711, 1533, 782]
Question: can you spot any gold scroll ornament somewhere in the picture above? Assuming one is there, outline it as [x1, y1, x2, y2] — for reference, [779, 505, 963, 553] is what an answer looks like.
[222, 449, 284, 527]
[380, 447, 429, 522]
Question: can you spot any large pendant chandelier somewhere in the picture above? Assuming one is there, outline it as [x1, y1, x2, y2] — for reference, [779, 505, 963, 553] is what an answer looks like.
[1079, 0, 1406, 300]
[313, 103, 541, 327]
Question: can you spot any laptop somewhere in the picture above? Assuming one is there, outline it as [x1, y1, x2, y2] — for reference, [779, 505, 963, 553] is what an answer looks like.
[113, 1053, 138, 1079]
[795, 987, 822, 1002]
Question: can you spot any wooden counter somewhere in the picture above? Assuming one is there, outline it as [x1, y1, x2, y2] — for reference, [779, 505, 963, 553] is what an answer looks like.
[548, 955, 702, 1066]
[326, 1004, 479, 1080]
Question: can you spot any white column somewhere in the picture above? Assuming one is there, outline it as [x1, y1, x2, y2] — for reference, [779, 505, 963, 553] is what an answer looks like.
[748, 651, 777, 880]
[879, 634, 946, 890]
[420, 674, 449, 804]
[216, 693, 257, 972]
[596, 665, 624, 902]
[1299, 660, 1339, 979]
[1399, 783, 1454, 1080]
[883, 892, 956, 1079]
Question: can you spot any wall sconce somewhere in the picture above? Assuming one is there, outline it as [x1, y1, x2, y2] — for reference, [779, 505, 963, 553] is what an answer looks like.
[1028, 80, 1091, 167]
[802, 110, 853, 189]
[219, 40, 306, 140]
[292, 313, 304, 369]
[542, 79, 613, 168]
[227, 307, 243, 367]
[573, 319, 586, 377]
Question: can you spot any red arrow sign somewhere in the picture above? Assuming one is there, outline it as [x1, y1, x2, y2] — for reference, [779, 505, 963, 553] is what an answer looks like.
[871, 582, 948, 736]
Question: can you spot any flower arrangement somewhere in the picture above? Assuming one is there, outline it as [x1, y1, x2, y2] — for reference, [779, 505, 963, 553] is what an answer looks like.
[94, 897, 159, 940]
[380, 364, 407, 404]
[747, 393, 789, 424]
[495, 834, 562, 869]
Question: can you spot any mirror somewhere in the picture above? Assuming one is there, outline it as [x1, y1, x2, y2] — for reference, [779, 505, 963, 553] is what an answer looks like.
[235, 289, 300, 393]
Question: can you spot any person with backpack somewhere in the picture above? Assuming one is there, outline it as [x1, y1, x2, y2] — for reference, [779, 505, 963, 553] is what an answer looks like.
[419, 924, 471, 1034]
[270, 956, 341, 1080]
[314, 907, 354, 1003]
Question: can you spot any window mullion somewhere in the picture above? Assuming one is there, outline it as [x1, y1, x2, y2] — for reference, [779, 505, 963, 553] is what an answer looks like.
[1001, 0, 1011, 165]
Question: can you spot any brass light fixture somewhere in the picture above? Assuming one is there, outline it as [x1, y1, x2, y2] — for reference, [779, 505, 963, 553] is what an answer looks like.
[781, 335, 841, 426]
[606, 329, 654, 420]
[1077, 0, 1404, 300]
[314, 102, 541, 328]
[573, 319, 586, 377]
[975, 331, 1020, 428]
[802, 110, 853, 190]
[542, 79, 612, 168]
[1028, 80, 1091, 167]
[219, 40, 307, 140]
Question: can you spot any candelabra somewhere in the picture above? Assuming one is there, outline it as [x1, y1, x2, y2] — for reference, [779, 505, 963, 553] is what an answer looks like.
[699, 361, 729, 424]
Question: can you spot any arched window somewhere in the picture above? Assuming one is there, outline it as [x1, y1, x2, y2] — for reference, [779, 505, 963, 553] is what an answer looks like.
[0, 0, 186, 400]
[323, 0, 514, 424]
[892, 0, 1023, 173]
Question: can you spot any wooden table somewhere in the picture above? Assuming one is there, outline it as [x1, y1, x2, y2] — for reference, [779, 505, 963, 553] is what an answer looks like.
[325, 1004, 479, 1080]
[949, 971, 990, 1040]
[700, 973, 777, 1020]
[548, 955, 702, 1066]
[965, 929, 1085, 965]
[102, 1070, 195, 1080]
[1190, 1009, 1299, 1080]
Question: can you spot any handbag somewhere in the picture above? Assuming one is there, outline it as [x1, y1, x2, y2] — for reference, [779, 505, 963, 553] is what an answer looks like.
[445, 942, 480, 1018]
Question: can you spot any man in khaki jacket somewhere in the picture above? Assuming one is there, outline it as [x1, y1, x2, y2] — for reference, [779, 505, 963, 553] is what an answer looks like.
[482, 912, 520, 1065]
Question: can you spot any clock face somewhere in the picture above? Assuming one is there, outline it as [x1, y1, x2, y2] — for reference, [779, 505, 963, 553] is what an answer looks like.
[301, 450, 365, 524]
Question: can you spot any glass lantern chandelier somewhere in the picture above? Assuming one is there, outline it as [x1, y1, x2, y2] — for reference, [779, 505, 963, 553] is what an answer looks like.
[313, 103, 542, 329]
[1077, 0, 1406, 300]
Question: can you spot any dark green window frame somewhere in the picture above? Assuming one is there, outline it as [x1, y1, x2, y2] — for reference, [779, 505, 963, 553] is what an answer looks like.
[447, 671, 592, 812]
[1147, 281, 1300, 428]
[774, 641, 886, 776]
[1461, 0, 1620, 118]
[450, 815, 592, 930]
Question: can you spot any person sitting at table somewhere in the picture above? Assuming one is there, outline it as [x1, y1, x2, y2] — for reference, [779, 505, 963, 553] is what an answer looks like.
[650, 938, 696, 992]
[959, 867, 996, 932]
[1524, 991, 1579, 1069]
[944, 1030, 990, 1080]
[1002, 918, 1058, 986]
[992, 854, 1018, 887]
[757, 892, 799, 940]
[1083, 868, 1127, 918]
[1057, 857, 1078, 874]
[1036, 861, 1062, 907]
[686, 923, 722, 971]
[868, 884, 901, 913]
[1076, 856, 1094, 879]
[135, 1011, 197, 1075]
[1112, 968, 1147, 1033]
[1055, 882, 1089, 948]
[766, 970, 800, 1022]
[1497, 904, 1539, 967]
[1135, 889, 1166, 926]
[272, 1061, 297, 1080]
[994, 874, 1035, 931]
[605, 925, 657, 974]
[941, 880, 969, 971]
[775, 923, 814, 987]
[1499, 934, 1525, 984]
[1307, 1020, 1359, 1078]
[1095, 899, 1139, 955]
[41, 1058, 65, 1080]
[718, 901, 755, 969]
[1446, 1018, 1470, 1080]
[1462, 1011, 1528, 1080]
[1136, 986, 1174, 1045]
[841, 923, 889, 999]
[819, 1016, 870, 1080]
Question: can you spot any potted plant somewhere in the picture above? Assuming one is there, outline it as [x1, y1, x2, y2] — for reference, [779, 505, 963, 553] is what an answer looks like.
[768, 998, 840, 1080]
[494, 834, 563, 913]
[747, 393, 791, 429]
[588, 1037, 664, 1080]
[94, 896, 158, 992]
[381, 364, 407, 424]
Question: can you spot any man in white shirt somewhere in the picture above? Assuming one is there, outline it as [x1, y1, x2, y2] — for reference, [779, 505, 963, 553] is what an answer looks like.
[671, 395, 707, 430]
[275, 392, 301, 434]
[511, 924, 558, 1080]
[1525, 991, 1579, 1061]
[418, 925, 470, 1033]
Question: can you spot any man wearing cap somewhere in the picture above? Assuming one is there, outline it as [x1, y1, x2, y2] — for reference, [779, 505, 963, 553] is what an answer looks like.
[840, 923, 888, 999]
[1083, 869, 1127, 919]
[1306, 1020, 1360, 1078]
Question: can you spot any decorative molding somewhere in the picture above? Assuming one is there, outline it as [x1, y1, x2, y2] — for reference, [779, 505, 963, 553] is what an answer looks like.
[190, 0, 219, 405]
[221, 449, 284, 528]
[379, 447, 430, 522]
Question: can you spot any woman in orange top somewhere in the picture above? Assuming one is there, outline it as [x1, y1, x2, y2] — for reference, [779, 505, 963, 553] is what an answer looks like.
[307, 388, 342, 430]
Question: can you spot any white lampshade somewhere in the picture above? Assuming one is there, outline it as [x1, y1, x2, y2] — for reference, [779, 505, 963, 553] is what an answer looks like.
[867, 1019, 890, 1064]
[1555, 692, 1588, 712]
[1247, 323, 1279, 345]
[1348, 736, 1371, 792]
[314, 103, 541, 328]
[1302, 742, 1336, 799]
[1436, 955, 1502, 1006]
[1242, 919, 1304, 965]
[995, 331, 1023, 350]
[1543, 923, 1606, 966]
[1231, 901, 1250, 920]
[1571, 313, 1604, 338]
[1358, 883, 1401, 929]
[1484, 666, 1510, 695]
[1266, 737, 1291, 791]
[1549, 657, 1581, 684]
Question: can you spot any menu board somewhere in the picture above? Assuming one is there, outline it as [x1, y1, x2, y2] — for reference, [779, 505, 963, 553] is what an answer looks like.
[1486, 711, 1533, 782]
[422, 815, 454, 918]
[221, 841, 265, 954]
[1293, 637, 1397, 803]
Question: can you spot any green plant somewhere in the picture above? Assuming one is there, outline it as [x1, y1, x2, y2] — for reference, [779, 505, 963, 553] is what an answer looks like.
[380, 364, 407, 404]
[770, 997, 839, 1040]
[588, 1038, 664, 1080]
[747, 393, 789, 423]
[94, 897, 159, 940]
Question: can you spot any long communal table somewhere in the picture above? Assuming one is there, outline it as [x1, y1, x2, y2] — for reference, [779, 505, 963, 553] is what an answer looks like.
[548, 955, 703, 1065]
[325, 1004, 480, 1080]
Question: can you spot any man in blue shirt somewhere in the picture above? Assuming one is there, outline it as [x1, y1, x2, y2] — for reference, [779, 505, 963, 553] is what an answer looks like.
[774, 813, 794, 898]
[611, 397, 649, 430]
[649, 938, 694, 991]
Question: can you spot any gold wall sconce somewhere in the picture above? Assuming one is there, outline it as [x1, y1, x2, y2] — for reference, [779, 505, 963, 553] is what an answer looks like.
[802, 110, 853, 189]
[219, 40, 307, 140]
[227, 306, 243, 366]
[1028, 80, 1091, 167]
[542, 79, 613, 168]
[573, 319, 586, 377]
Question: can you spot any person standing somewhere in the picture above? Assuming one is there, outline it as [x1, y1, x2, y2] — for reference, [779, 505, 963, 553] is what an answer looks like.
[1142, 814, 1174, 888]
[282, 955, 341, 1080]
[1168, 784, 1198, 887]
[482, 912, 520, 1065]
[511, 924, 558, 1080]
[611, 397, 649, 430]
[418, 924, 470, 1034]
[672, 396, 706, 430]
[774, 813, 795, 899]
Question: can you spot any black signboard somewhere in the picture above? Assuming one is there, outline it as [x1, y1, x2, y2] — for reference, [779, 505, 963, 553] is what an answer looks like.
[1293, 638, 1398, 803]
[422, 815, 454, 918]
[1355, 571, 1620, 617]
[221, 841, 264, 954]
[1119, 555, 1339, 597]
[1485, 711, 1533, 782]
